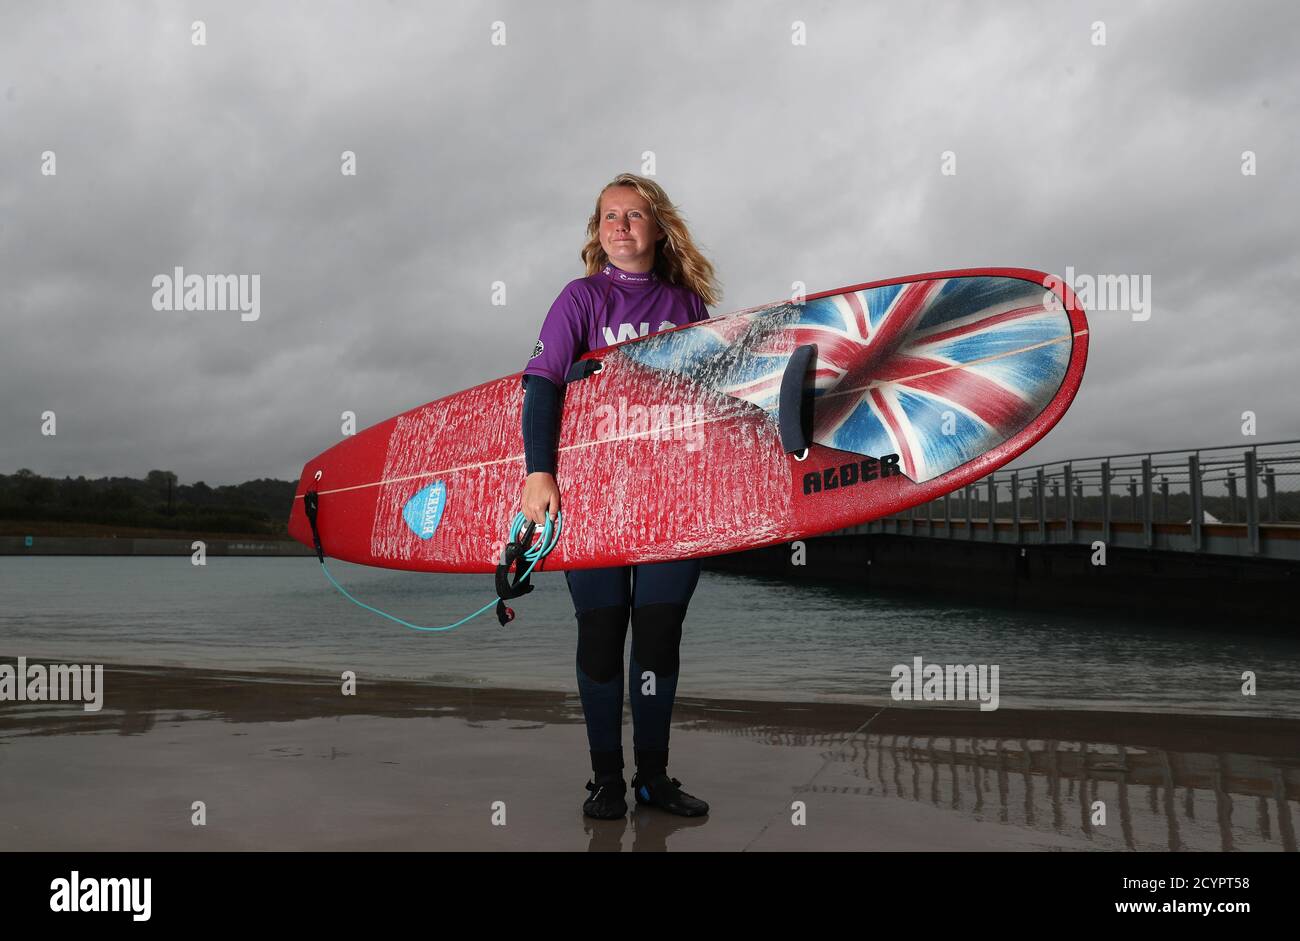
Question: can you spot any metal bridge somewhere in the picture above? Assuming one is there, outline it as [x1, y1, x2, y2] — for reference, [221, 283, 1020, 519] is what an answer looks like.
[832, 438, 1300, 561]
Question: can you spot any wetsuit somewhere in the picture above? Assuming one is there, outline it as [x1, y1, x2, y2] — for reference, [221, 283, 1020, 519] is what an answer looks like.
[521, 262, 709, 780]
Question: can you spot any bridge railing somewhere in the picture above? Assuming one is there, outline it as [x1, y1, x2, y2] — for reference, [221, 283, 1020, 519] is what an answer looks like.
[835, 438, 1300, 559]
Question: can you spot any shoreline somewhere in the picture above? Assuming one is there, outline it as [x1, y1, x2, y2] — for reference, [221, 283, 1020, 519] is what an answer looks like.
[4, 658, 1300, 754]
[4, 656, 1299, 732]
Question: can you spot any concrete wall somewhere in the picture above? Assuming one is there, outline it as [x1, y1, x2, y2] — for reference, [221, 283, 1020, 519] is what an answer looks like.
[704, 533, 1300, 629]
[0, 536, 314, 557]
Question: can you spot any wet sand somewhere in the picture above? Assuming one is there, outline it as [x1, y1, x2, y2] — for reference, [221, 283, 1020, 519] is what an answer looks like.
[1, 662, 1296, 851]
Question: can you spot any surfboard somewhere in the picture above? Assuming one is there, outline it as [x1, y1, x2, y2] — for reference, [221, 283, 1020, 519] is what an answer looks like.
[287, 267, 1089, 572]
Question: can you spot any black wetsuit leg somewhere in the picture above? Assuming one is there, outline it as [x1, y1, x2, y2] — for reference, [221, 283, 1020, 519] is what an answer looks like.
[628, 559, 702, 778]
[565, 566, 632, 775]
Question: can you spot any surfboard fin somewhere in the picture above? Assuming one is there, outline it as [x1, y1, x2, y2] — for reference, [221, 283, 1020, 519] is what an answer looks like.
[778, 344, 817, 458]
[303, 491, 325, 562]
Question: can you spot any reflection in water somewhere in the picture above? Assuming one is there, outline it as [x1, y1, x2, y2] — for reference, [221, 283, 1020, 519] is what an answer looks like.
[2, 662, 1295, 852]
[707, 719, 1298, 852]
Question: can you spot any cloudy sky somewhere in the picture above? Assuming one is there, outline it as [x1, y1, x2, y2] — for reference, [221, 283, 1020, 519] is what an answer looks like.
[3, 0, 1297, 486]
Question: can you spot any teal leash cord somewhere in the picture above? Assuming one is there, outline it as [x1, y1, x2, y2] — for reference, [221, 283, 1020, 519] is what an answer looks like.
[307, 501, 562, 633]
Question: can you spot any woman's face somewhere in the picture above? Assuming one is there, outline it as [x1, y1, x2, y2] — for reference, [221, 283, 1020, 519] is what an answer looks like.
[597, 186, 664, 272]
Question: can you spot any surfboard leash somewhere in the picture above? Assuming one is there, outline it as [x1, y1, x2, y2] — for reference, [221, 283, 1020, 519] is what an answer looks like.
[302, 490, 562, 632]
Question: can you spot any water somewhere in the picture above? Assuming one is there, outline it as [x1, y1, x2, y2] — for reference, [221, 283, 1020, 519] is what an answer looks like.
[2, 556, 1298, 717]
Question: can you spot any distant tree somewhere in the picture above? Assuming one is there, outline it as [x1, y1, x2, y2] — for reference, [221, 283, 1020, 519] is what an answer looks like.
[146, 470, 178, 493]
[60, 477, 94, 508]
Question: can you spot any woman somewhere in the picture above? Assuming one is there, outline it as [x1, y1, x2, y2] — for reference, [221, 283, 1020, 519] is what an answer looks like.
[519, 173, 721, 820]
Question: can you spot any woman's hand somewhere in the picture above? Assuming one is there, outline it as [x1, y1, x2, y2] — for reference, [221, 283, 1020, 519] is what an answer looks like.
[521, 472, 561, 526]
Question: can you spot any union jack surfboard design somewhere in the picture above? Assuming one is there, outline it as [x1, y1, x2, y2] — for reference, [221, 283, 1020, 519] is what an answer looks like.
[614, 275, 1074, 482]
[289, 269, 1087, 572]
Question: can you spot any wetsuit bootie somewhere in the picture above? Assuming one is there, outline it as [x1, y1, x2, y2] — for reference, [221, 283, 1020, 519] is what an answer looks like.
[583, 773, 628, 820]
[631, 772, 709, 817]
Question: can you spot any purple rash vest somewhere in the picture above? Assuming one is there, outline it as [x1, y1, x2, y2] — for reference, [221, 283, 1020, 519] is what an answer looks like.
[522, 262, 710, 386]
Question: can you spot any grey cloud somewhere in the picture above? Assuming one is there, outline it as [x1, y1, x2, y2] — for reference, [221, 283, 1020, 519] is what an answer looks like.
[2, 0, 1297, 487]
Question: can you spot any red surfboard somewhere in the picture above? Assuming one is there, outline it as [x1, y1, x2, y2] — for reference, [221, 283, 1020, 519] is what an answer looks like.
[288, 268, 1088, 572]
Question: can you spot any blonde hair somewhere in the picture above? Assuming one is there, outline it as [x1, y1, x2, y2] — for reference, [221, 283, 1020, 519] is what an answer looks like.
[580, 173, 721, 308]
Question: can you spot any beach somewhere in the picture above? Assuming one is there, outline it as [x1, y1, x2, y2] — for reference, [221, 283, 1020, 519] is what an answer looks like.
[1, 662, 1296, 852]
